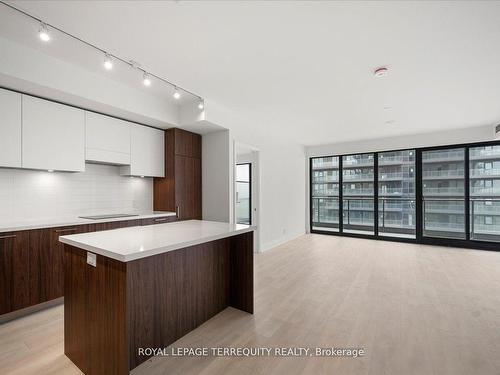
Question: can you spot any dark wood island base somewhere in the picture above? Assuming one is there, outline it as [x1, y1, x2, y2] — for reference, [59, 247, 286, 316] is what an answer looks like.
[64, 231, 253, 375]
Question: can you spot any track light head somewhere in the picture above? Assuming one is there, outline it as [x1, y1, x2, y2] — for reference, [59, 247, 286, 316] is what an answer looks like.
[173, 87, 181, 100]
[38, 22, 50, 42]
[142, 72, 151, 86]
[103, 54, 113, 70]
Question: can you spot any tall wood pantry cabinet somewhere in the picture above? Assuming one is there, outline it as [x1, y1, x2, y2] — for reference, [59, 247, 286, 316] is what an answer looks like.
[153, 128, 202, 220]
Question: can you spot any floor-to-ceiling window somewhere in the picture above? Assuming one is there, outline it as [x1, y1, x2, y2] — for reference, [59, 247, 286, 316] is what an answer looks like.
[310, 141, 500, 250]
[342, 153, 374, 235]
[311, 156, 339, 232]
[422, 148, 466, 239]
[378, 150, 416, 238]
[470, 145, 500, 242]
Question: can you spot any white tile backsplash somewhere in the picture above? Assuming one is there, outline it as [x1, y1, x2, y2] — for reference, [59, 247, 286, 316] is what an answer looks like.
[0, 163, 153, 222]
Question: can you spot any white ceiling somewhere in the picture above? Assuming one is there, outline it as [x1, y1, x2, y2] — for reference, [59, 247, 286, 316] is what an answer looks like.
[5, 0, 500, 146]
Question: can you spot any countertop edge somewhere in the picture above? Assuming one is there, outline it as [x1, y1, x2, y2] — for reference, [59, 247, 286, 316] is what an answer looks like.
[0, 212, 177, 233]
[59, 225, 255, 262]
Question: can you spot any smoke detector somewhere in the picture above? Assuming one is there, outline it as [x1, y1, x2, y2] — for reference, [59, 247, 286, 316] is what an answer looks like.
[374, 66, 389, 77]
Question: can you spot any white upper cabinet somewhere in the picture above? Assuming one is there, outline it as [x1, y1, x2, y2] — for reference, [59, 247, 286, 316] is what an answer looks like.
[22, 95, 85, 172]
[85, 112, 131, 165]
[121, 125, 164, 177]
[0, 89, 22, 168]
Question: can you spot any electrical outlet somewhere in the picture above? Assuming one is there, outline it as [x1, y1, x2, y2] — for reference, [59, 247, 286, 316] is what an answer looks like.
[87, 252, 97, 267]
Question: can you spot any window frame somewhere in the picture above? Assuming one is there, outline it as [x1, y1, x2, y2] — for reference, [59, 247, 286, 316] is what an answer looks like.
[309, 139, 500, 252]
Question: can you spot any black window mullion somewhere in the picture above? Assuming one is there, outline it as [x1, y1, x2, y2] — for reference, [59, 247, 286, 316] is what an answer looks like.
[374, 153, 379, 237]
[416, 149, 423, 241]
[465, 147, 470, 241]
[339, 157, 343, 233]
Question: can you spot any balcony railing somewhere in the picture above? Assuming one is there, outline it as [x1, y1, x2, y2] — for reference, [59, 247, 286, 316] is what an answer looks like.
[470, 168, 500, 177]
[343, 189, 374, 196]
[422, 150, 464, 162]
[312, 176, 339, 183]
[423, 187, 464, 195]
[471, 188, 500, 195]
[470, 148, 500, 159]
[422, 170, 464, 178]
[343, 173, 374, 181]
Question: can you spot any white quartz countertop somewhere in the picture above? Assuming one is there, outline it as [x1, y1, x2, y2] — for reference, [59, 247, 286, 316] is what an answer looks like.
[59, 220, 255, 262]
[0, 211, 176, 233]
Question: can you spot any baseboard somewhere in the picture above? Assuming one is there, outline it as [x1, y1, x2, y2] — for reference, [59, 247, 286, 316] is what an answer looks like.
[259, 230, 305, 252]
[0, 297, 64, 324]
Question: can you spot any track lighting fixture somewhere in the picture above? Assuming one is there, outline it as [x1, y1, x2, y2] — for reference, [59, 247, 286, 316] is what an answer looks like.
[1, 2, 205, 106]
[38, 22, 50, 42]
[103, 54, 113, 70]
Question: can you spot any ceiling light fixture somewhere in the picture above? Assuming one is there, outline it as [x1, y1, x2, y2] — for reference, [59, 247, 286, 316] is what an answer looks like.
[198, 100, 204, 110]
[38, 22, 50, 42]
[47, 169, 54, 173]
[374, 66, 388, 77]
[103, 54, 113, 70]
[173, 87, 181, 100]
[142, 72, 151, 86]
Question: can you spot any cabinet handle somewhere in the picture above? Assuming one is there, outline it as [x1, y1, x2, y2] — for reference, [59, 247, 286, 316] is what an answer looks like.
[176, 206, 180, 218]
[0, 235, 16, 240]
[154, 218, 169, 222]
[55, 228, 77, 234]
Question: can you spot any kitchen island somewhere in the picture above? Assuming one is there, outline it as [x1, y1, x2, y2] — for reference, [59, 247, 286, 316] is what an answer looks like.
[59, 220, 255, 375]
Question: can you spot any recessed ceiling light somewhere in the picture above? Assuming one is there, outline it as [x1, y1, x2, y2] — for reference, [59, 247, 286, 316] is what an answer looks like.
[103, 54, 113, 70]
[47, 169, 54, 173]
[38, 22, 50, 42]
[374, 66, 388, 77]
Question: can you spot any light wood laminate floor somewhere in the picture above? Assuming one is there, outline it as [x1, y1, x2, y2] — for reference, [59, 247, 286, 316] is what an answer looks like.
[2, 234, 500, 375]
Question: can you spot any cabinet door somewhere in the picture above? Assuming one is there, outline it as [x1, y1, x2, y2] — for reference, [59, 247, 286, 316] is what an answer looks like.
[174, 128, 201, 158]
[0, 231, 30, 315]
[0, 89, 22, 168]
[30, 226, 88, 304]
[121, 125, 164, 177]
[175, 156, 202, 220]
[22, 95, 85, 172]
[85, 112, 131, 165]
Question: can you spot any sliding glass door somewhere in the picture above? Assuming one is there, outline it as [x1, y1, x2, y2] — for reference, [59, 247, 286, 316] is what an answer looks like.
[342, 153, 374, 235]
[378, 150, 416, 238]
[311, 157, 339, 232]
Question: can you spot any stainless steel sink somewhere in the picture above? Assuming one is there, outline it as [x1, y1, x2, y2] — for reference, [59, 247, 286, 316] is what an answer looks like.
[78, 214, 140, 220]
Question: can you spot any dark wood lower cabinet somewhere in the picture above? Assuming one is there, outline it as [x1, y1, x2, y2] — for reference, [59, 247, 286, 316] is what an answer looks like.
[29, 225, 91, 305]
[0, 231, 30, 315]
[0, 217, 173, 317]
[64, 231, 254, 375]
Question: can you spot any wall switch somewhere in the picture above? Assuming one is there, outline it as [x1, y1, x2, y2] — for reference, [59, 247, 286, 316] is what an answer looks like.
[87, 252, 97, 267]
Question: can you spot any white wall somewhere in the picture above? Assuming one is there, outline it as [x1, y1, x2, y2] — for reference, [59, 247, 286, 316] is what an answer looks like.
[202, 130, 231, 222]
[204, 101, 307, 252]
[0, 163, 152, 223]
